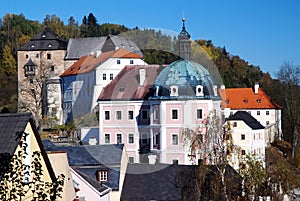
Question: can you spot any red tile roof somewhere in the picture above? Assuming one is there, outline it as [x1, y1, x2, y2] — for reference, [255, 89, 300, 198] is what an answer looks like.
[220, 87, 281, 109]
[98, 65, 162, 101]
[60, 48, 142, 77]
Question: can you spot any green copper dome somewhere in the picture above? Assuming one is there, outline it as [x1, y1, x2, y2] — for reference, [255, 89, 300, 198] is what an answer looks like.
[152, 60, 216, 98]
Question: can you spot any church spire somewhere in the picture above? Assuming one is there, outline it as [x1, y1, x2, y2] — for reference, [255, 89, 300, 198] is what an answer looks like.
[178, 18, 191, 60]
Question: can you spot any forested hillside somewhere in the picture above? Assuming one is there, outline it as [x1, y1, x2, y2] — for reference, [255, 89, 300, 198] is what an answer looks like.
[0, 13, 299, 163]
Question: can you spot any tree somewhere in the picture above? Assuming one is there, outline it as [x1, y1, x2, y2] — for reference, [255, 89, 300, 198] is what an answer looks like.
[276, 62, 300, 158]
[18, 58, 53, 130]
[0, 132, 64, 201]
[181, 112, 241, 201]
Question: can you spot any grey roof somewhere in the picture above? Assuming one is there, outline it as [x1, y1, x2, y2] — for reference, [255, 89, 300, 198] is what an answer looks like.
[65, 37, 107, 60]
[121, 163, 197, 201]
[0, 113, 32, 154]
[42, 140, 123, 193]
[74, 166, 120, 190]
[65, 35, 143, 60]
[228, 111, 265, 130]
[42, 140, 124, 166]
[19, 28, 67, 51]
[121, 163, 241, 201]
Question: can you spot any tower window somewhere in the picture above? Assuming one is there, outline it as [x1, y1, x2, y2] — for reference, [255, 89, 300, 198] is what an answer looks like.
[197, 109, 203, 119]
[47, 54, 51, 59]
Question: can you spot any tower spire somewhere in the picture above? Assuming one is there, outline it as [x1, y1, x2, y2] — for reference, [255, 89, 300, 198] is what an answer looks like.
[178, 17, 191, 60]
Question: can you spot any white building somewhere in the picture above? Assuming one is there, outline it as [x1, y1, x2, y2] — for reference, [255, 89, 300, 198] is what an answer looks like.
[60, 48, 146, 123]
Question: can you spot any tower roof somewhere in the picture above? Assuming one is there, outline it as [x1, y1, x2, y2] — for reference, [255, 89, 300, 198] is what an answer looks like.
[178, 18, 190, 40]
[153, 60, 216, 98]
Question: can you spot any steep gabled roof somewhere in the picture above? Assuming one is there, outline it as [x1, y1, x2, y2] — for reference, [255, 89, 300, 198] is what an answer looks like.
[0, 113, 32, 154]
[60, 48, 142, 77]
[19, 28, 67, 51]
[98, 65, 162, 101]
[220, 87, 281, 109]
[227, 111, 265, 130]
[65, 37, 107, 60]
[65, 35, 143, 60]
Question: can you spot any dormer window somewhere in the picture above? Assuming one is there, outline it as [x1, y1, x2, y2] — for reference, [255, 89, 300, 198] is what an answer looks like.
[196, 85, 204, 96]
[23, 58, 36, 77]
[48, 44, 52, 48]
[170, 85, 178, 96]
[256, 99, 261, 103]
[42, 34, 46, 38]
[243, 99, 248, 103]
[30, 44, 35, 48]
[97, 170, 108, 182]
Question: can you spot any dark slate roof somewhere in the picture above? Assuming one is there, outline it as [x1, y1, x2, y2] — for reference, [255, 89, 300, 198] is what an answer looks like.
[42, 140, 124, 166]
[121, 163, 197, 201]
[0, 113, 32, 154]
[110, 35, 143, 56]
[121, 163, 241, 201]
[19, 28, 67, 51]
[227, 111, 265, 130]
[74, 166, 120, 190]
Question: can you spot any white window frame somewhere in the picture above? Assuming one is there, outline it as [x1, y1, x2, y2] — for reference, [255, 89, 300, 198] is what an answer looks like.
[196, 108, 203, 119]
[99, 170, 108, 181]
[116, 133, 122, 144]
[103, 73, 106, 80]
[128, 110, 134, 120]
[171, 134, 179, 146]
[116, 111, 122, 120]
[110, 73, 113, 80]
[104, 133, 110, 144]
[104, 111, 110, 120]
[128, 133, 134, 144]
[171, 109, 178, 120]
[128, 156, 134, 163]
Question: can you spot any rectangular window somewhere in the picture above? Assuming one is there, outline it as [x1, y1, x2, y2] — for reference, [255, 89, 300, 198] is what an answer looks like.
[26, 54, 29, 58]
[104, 111, 110, 120]
[172, 134, 179, 145]
[128, 110, 134, 120]
[110, 74, 113, 80]
[153, 109, 159, 120]
[99, 171, 108, 181]
[129, 157, 134, 164]
[103, 74, 106, 80]
[36, 53, 39, 58]
[117, 59, 121, 64]
[130, 60, 134, 64]
[105, 134, 110, 143]
[257, 111, 260, 115]
[116, 111, 122, 120]
[233, 122, 237, 127]
[128, 134, 134, 144]
[172, 109, 178, 120]
[241, 134, 245, 140]
[141, 133, 149, 145]
[172, 159, 179, 164]
[117, 134, 122, 144]
[241, 150, 246, 156]
[47, 53, 51, 59]
[197, 109, 203, 119]
[50, 66, 55, 71]
[141, 110, 149, 120]
[266, 111, 269, 115]
[266, 121, 270, 125]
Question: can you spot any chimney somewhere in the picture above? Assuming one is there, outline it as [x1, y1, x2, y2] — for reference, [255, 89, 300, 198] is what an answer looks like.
[254, 82, 259, 94]
[221, 85, 225, 89]
[139, 69, 146, 86]
[96, 51, 101, 57]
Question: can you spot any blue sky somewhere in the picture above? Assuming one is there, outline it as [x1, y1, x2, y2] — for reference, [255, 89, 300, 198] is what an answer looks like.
[1, 0, 300, 77]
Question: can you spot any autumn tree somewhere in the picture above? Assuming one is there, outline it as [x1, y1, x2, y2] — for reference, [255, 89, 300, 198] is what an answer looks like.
[181, 112, 241, 201]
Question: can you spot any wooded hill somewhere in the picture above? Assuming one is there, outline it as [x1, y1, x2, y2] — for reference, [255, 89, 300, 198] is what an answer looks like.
[0, 13, 299, 166]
